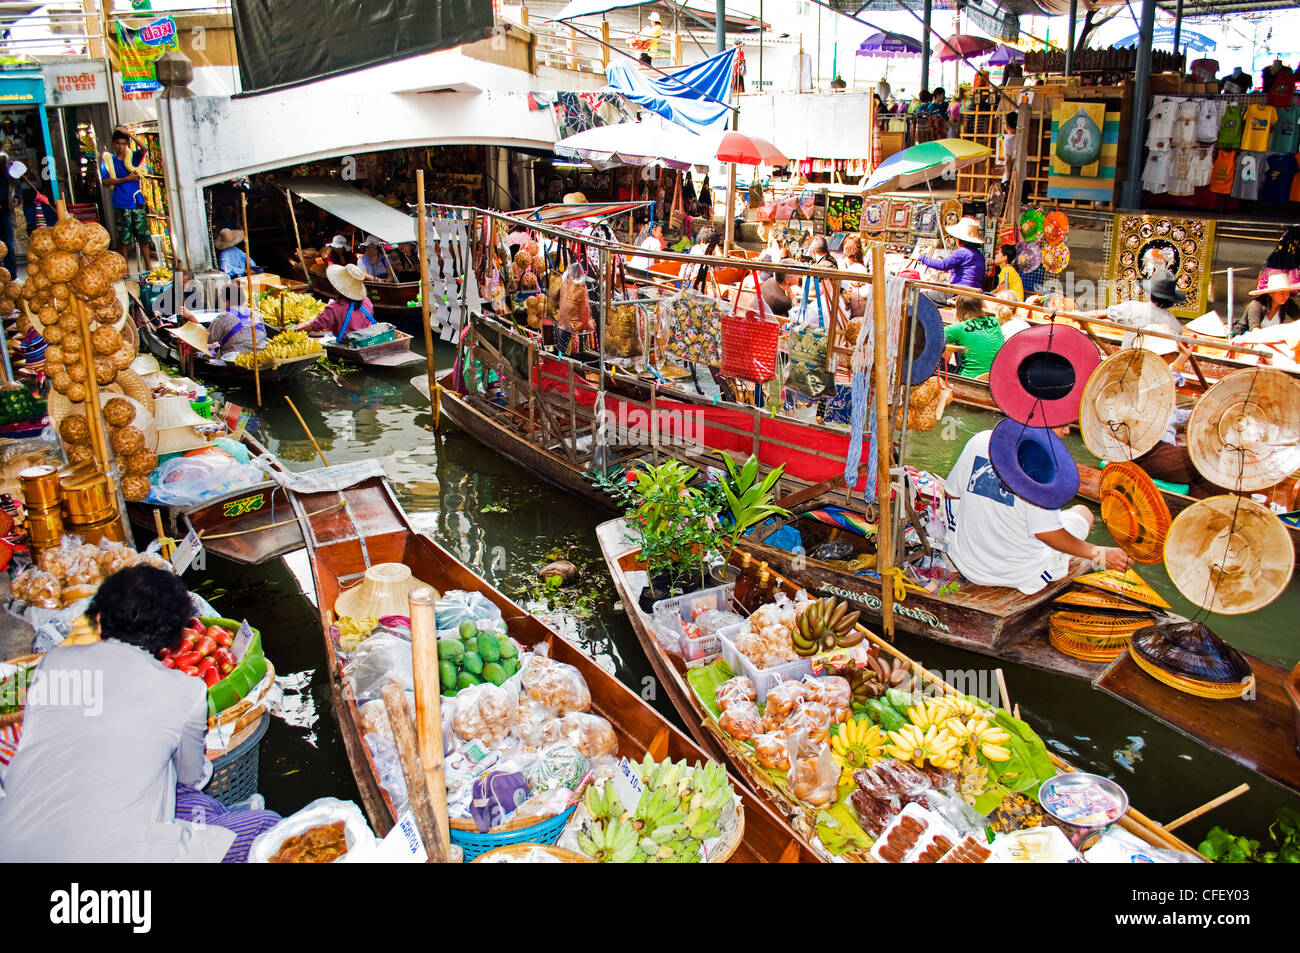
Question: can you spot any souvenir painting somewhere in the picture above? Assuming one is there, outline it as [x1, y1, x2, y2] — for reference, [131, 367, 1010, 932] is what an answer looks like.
[887, 201, 912, 230]
[914, 205, 939, 237]
[863, 200, 885, 231]
[1107, 214, 1216, 318]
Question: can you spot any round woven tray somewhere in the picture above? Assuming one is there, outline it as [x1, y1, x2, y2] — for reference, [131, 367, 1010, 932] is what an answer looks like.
[472, 843, 593, 863]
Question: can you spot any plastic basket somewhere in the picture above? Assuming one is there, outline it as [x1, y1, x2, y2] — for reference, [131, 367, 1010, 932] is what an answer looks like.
[718, 626, 812, 704]
[449, 804, 576, 861]
[206, 712, 269, 806]
[651, 585, 735, 661]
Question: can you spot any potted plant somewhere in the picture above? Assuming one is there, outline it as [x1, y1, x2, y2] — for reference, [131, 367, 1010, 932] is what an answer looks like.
[712, 454, 790, 581]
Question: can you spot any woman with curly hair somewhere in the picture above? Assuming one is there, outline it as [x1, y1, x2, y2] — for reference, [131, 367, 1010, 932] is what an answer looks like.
[0, 566, 280, 862]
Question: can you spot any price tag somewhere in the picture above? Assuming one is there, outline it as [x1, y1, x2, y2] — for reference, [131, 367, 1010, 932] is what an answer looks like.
[372, 809, 429, 863]
[611, 757, 644, 816]
[171, 529, 204, 575]
[231, 620, 254, 662]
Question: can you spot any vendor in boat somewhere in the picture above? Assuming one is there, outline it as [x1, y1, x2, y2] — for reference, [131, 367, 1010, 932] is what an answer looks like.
[295, 263, 376, 339]
[215, 228, 259, 278]
[1082, 269, 1188, 352]
[993, 244, 1024, 301]
[1232, 272, 1300, 337]
[943, 428, 1133, 594]
[356, 236, 393, 283]
[918, 217, 987, 306]
[0, 567, 283, 862]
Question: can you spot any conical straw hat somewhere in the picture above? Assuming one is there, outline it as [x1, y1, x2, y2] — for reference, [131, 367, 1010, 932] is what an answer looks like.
[1163, 495, 1293, 614]
[152, 394, 208, 430]
[334, 562, 437, 620]
[1053, 587, 1152, 613]
[167, 322, 210, 352]
[1186, 368, 1300, 492]
[1100, 461, 1173, 564]
[156, 425, 210, 456]
[1073, 568, 1171, 609]
[1080, 348, 1176, 462]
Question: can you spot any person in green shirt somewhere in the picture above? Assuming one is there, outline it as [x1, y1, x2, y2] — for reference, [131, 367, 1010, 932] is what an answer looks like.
[944, 294, 1004, 378]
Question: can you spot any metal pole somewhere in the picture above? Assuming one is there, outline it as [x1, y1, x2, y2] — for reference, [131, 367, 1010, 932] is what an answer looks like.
[758, 0, 763, 91]
[417, 170, 439, 422]
[715, 0, 725, 53]
[920, 0, 932, 92]
[1065, 0, 1078, 77]
[1120, 0, 1157, 209]
[240, 193, 261, 407]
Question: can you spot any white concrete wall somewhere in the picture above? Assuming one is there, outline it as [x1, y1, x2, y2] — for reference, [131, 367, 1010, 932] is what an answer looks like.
[737, 91, 873, 160]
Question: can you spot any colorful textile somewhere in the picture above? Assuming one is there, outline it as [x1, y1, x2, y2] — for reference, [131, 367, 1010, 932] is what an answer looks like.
[174, 784, 281, 864]
[805, 505, 877, 537]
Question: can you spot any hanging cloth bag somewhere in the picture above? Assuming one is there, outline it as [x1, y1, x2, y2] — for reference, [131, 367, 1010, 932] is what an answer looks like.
[786, 276, 833, 398]
[720, 271, 780, 383]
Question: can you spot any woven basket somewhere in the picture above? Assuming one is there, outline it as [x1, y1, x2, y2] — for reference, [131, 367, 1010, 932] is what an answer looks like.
[1048, 625, 1128, 663]
[449, 804, 577, 861]
[472, 843, 593, 863]
[1128, 645, 1256, 701]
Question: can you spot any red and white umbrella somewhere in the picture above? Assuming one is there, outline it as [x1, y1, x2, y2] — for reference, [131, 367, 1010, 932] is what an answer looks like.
[937, 34, 996, 62]
[715, 130, 787, 166]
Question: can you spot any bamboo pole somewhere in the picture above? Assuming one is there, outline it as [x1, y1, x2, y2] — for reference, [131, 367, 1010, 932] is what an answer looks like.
[416, 171, 439, 424]
[284, 187, 310, 286]
[381, 683, 449, 863]
[1165, 783, 1250, 832]
[73, 297, 110, 477]
[239, 194, 262, 406]
[409, 587, 451, 859]
[871, 243, 894, 639]
[285, 396, 331, 468]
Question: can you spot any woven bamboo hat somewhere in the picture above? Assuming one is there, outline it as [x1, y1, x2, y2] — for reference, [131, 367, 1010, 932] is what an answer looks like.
[215, 229, 245, 251]
[1080, 348, 1176, 462]
[1128, 619, 1254, 700]
[1099, 461, 1173, 564]
[1074, 568, 1171, 609]
[334, 562, 437, 620]
[1164, 495, 1293, 614]
[152, 395, 208, 430]
[1248, 271, 1300, 298]
[156, 426, 210, 456]
[1186, 368, 1300, 492]
[167, 321, 210, 353]
[326, 263, 367, 301]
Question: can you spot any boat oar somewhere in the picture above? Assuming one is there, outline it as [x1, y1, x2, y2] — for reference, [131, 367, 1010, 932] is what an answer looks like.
[409, 586, 451, 860]
[284, 396, 331, 468]
[381, 682, 449, 863]
[240, 193, 262, 407]
[1165, 783, 1250, 832]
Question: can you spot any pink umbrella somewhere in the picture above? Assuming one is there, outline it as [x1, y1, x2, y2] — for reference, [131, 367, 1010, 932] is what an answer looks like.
[937, 34, 996, 62]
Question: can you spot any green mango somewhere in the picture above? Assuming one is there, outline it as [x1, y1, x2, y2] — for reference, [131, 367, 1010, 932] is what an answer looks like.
[437, 638, 464, 662]
[462, 636, 479, 655]
[458, 619, 478, 641]
[478, 634, 501, 664]
[482, 661, 508, 687]
[439, 659, 458, 690]
[462, 651, 484, 675]
[457, 671, 482, 690]
[501, 656, 520, 677]
[498, 638, 518, 660]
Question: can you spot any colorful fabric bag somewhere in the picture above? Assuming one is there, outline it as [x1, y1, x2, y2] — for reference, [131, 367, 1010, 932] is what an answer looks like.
[786, 276, 832, 398]
[720, 272, 780, 382]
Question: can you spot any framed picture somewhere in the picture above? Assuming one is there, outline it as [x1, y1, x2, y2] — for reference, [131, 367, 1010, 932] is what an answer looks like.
[887, 201, 912, 230]
[913, 204, 939, 237]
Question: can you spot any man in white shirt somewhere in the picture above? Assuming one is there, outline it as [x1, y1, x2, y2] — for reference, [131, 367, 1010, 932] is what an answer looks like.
[943, 429, 1133, 594]
[1084, 270, 1186, 348]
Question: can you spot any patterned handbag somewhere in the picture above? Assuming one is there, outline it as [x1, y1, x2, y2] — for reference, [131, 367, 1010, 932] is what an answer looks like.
[662, 289, 724, 365]
[720, 272, 779, 383]
[786, 276, 833, 398]
[604, 259, 642, 359]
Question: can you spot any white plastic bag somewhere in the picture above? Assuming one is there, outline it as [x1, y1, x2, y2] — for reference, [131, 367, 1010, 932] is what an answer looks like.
[346, 633, 414, 700]
[149, 454, 265, 507]
[248, 797, 377, 863]
[434, 590, 503, 638]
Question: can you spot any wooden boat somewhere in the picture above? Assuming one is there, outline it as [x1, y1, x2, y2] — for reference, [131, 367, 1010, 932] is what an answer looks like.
[291, 259, 425, 329]
[595, 518, 1203, 861]
[323, 329, 424, 370]
[285, 473, 818, 861]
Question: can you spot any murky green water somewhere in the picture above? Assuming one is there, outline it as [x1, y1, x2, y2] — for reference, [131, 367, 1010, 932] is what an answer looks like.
[188, 348, 1300, 851]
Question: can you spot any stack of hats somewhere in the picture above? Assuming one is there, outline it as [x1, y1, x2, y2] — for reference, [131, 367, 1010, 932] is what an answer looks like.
[1127, 619, 1255, 700]
[153, 394, 211, 457]
[129, 354, 168, 389]
[1047, 569, 1169, 663]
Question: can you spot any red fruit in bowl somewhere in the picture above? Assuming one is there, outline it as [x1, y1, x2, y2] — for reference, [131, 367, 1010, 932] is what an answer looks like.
[213, 629, 233, 648]
[160, 657, 176, 669]
[201, 667, 221, 687]
[195, 636, 217, 657]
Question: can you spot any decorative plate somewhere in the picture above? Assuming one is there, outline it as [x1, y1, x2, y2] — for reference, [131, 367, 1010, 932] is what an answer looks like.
[1017, 240, 1043, 272]
[1043, 211, 1070, 246]
[1042, 242, 1071, 274]
[1019, 208, 1044, 242]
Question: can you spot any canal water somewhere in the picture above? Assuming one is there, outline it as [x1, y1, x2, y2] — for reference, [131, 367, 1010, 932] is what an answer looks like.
[188, 345, 1300, 850]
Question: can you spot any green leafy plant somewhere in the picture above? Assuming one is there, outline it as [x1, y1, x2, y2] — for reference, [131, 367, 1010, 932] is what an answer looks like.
[1199, 807, 1300, 863]
[616, 461, 721, 598]
[717, 454, 789, 565]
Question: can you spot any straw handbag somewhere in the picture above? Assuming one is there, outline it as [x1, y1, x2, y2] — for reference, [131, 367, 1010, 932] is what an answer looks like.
[720, 272, 780, 383]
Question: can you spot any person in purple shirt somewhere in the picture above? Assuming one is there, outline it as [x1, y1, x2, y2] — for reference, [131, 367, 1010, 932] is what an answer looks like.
[919, 217, 987, 305]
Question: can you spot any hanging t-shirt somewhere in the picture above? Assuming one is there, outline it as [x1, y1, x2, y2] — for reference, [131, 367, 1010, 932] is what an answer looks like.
[1219, 104, 1245, 148]
[1166, 148, 1196, 196]
[1147, 97, 1179, 146]
[1187, 147, 1215, 189]
[1267, 65, 1296, 107]
[1209, 149, 1237, 194]
[1190, 58, 1220, 83]
[1143, 149, 1172, 194]
[1272, 105, 1300, 153]
[1240, 104, 1278, 151]
[1263, 153, 1300, 202]
[1232, 151, 1268, 200]
[1171, 101, 1199, 147]
[1196, 99, 1223, 143]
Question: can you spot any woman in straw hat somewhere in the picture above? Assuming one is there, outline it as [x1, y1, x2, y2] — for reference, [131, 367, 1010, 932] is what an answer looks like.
[917, 217, 987, 306]
[1232, 271, 1300, 337]
[294, 263, 376, 340]
[214, 228, 257, 279]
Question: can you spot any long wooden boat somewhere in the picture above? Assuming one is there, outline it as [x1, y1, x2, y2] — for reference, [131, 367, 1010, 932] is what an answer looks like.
[595, 518, 1203, 861]
[285, 473, 818, 861]
[323, 329, 424, 370]
[291, 259, 424, 329]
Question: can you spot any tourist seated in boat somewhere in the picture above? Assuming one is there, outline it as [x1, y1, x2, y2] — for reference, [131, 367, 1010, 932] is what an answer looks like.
[993, 243, 1024, 301]
[0, 567, 282, 862]
[323, 234, 354, 267]
[918, 217, 987, 306]
[1232, 272, 1300, 337]
[944, 293, 1004, 379]
[356, 236, 392, 283]
[215, 228, 259, 278]
[294, 263, 376, 339]
[761, 269, 800, 317]
[943, 428, 1133, 594]
[1083, 269, 1188, 350]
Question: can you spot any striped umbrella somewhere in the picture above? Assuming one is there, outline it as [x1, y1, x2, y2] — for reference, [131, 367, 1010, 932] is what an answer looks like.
[860, 138, 992, 193]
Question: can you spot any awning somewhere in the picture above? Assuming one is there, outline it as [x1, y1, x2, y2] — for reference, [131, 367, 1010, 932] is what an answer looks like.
[283, 176, 415, 244]
[604, 47, 736, 135]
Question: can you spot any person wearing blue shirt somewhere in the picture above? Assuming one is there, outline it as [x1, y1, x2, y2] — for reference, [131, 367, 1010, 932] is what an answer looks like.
[356, 237, 392, 282]
[215, 228, 258, 278]
[99, 128, 154, 271]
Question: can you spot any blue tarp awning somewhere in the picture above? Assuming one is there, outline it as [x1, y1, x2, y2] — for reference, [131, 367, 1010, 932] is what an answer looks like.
[604, 47, 736, 135]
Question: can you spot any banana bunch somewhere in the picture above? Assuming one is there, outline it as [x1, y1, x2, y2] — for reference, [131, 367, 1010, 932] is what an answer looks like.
[262, 328, 323, 358]
[912, 695, 1012, 763]
[885, 723, 963, 771]
[576, 756, 735, 863]
[257, 290, 325, 327]
[147, 265, 173, 284]
[865, 653, 913, 692]
[233, 350, 275, 369]
[792, 597, 863, 656]
[830, 717, 885, 783]
[956, 755, 990, 806]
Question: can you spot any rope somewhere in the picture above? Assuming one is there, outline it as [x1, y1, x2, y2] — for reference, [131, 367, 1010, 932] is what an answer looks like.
[196, 500, 346, 541]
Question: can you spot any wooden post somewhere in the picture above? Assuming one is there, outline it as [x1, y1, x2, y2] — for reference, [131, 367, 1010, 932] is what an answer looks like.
[381, 683, 449, 863]
[409, 586, 451, 860]
[416, 171, 439, 423]
[871, 244, 894, 639]
[723, 162, 738, 253]
[567, 26, 577, 70]
[673, 33, 682, 66]
[240, 193, 262, 406]
[284, 187, 310, 287]
[601, 20, 611, 67]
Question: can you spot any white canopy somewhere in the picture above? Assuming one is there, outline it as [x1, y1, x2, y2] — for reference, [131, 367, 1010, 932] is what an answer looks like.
[283, 176, 415, 245]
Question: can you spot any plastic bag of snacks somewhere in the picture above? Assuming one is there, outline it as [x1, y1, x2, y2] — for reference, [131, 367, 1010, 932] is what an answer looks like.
[520, 655, 591, 715]
[719, 700, 764, 742]
[715, 675, 757, 711]
[346, 633, 413, 700]
[558, 711, 617, 759]
[450, 682, 513, 747]
[249, 797, 377, 864]
[785, 733, 839, 806]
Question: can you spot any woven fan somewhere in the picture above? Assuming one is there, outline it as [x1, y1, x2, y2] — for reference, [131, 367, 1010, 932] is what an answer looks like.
[1100, 461, 1172, 564]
